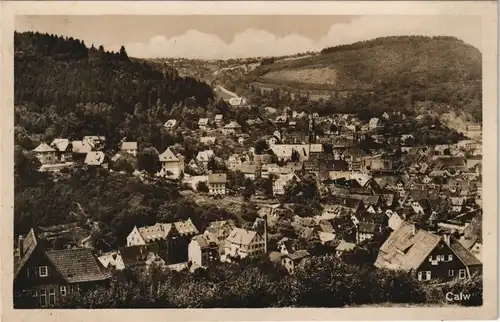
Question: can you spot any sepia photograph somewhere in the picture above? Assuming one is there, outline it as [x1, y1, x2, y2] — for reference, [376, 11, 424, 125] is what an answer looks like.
[1, 1, 498, 321]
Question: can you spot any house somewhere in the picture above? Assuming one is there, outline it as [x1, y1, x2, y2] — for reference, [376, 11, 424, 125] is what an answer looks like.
[33, 143, 57, 165]
[277, 237, 297, 254]
[198, 118, 210, 130]
[14, 229, 111, 308]
[281, 250, 311, 274]
[214, 114, 224, 127]
[382, 112, 390, 120]
[120, 141, 138, 157]
[356, 222, 379, 244]
[203, 220, 236, 243]
[188, 234, 220, 268]
[164, 119, 177, 130]
[113, 245, 165, 271]
[83, 136, 105, 151]
[222, 121, 242, 135]
[275, 115, 288, 125]
[222, 228, 266, 261]
[228, 97, 247, 107]
[84, 151, 107, 167]
[273, 173, 299, 196]
[196, 150, 214, 169]
[71, 140, 93, 155]
[231, 163, 258, 180]
[368, 117, 382, 130]
[335, 240, 356, 257]
[200, 136, 217, 145]
[386, 210, 403, 231]
[208, 173, 227, 196]
[50, 139, 72, 162]
[126, 219, 199, 264]
[158, 148, 184, 179]
[375, 221, 482, 281]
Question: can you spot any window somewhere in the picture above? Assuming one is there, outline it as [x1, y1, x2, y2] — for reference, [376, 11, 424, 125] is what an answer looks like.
[418, 271, 431, 281]
[425, 271, 431, 280]
[39, 289, 47, 307]
[49, 289, 56, 305]
[39, 266, 48, 277]
[459, 269, 467, 279]
[448, 255, 453, 261]
[428, 256, 433, 262]
[30, 267, 38, 277]
[448, 269, 454, 277]
[60, 286, 67, 296]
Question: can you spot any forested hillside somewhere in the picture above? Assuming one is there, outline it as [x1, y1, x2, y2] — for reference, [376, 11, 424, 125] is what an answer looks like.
[247, 36, 482, 121]
[14, 31, 214, 150]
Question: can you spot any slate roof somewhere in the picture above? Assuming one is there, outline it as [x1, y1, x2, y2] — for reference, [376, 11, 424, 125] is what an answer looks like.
[224, 121, 242, 129]
[45, 248, 112, 283]
[375, 221, 441, 271]
[449, 237, 482, 267]
[137, 219, 198, 242]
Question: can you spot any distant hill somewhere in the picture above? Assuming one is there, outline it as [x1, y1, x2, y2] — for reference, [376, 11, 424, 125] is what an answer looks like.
[247, 36, 482, 120]
[14, 31, 214, 149]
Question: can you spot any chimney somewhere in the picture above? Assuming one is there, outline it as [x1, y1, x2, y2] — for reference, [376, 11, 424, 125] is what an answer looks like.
[18, 235, 24, 257]
[443, 233, 451, 246]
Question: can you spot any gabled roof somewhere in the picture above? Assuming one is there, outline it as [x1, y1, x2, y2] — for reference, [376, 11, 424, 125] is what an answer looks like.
[120, 141, 137, 151]
[159, 148, 179, 162]
[375, 221, 441, 271]
[72, 140, 93, 154]
[336, 240, 356, 252]
[226, 228, 257, 246]
[14, 229, 39, 279]
[214, 114, 223, 121]
[50, 139, 70, 152]
[285, 250, 311, 261]
[174, 218, 199, 235]
[208, 173, 227, 184]
[45, 248, 112, 283]
[192, 234, 219, 249]
[117, 246, 150, 267]
[449, 237, 482, 267]
[198, 118, 209, 125]
[84, 151, 106, 165]
[33, 142, 56, 153]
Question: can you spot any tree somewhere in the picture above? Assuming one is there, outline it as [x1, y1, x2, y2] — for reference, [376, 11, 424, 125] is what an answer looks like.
[196, 181, 209, 193]
[242, 178, 255, 201]
[112, 158, 135, 174]
[290, 149, 300, 163]
[137, 147, 160, 174]
[119, 46, 129, 60]
[254, 139, 269, 155]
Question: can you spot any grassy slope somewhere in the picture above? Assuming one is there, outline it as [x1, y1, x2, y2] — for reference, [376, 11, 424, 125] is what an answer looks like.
[250, 36, 482, 93]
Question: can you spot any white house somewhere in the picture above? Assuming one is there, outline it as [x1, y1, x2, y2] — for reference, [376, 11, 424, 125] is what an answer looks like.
[222, 228, 265, 261]
[33, 142, 57, 165]
[120, 141, 138, 156]
[158, 148, 184, 178]
[273, 173, 299, 196]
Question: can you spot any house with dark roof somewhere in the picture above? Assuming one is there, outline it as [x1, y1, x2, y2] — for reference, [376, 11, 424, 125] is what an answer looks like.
[207, 173, 227, 196]
[356, 222, 380, 244]
[281, 250, 311, 274]
[375, 221, 482, 281]
[113, 245, 165, 271]
[50, 139, 73, 162]
[188, 234, 220, 268]
[14, 229, 111, 308]
[126, 219, 199, 264]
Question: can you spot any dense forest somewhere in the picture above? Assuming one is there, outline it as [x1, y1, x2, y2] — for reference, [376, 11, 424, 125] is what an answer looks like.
[14, 32, 214, 149]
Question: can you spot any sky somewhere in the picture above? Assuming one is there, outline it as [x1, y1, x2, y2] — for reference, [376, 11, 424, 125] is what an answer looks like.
[15, 15, 482, 59]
